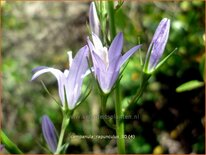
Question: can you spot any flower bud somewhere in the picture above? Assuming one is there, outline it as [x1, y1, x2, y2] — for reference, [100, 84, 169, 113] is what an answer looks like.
[144, 18, 170, 74]
[41, 115, 57, 153]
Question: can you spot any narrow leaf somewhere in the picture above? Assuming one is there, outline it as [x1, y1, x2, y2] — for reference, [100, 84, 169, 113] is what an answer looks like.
[155, 48, 177, 72]
[176, 80, 204, 92]
[0, 130, 23, 154]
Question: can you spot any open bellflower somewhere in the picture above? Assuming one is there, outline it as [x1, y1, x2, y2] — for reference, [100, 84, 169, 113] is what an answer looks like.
[87, 32, 141, 94]
[89, 2, 100, 36]
[31, 46, 89, 110]
[41, 115, 57, 153]
[143, 18, 170, 74]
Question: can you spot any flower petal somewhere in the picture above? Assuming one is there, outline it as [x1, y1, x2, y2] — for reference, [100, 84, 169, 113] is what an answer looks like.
[87, 37, 95, 53]
[31, 67, 66, 106]
[91, 50, 106, 72]
[118, 44, 142, 69]
[32, 66, 48, 74]
[81, 67, 94, 79]
[97, 69, 119, 94]
[42, 115, 57, 153]
[89, 2, 100, 36]
[108, 32, 123, 62]
[108, 71, 119, 91]
[91, 33, 104, 56]
[66, 45, 89, 109]
[64, 69, 69, 78]
[67, 51, 73, 68]
[87, 38, 106, 74]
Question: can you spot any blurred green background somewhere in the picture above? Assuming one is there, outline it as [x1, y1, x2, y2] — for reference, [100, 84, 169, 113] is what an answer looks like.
[1, 1, 205, 154]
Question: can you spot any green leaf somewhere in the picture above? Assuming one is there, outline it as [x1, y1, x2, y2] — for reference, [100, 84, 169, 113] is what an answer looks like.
[0, 130, 23, 154]
[55, 143, 69, 154]
[176, 80, 204, 92]
[155, 48, 177, 72]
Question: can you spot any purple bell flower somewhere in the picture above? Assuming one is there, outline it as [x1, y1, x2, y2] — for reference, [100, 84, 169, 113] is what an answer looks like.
[31, 46, 89, 109]
[143, 18, 170, 74]
[87, 32, 141, 94]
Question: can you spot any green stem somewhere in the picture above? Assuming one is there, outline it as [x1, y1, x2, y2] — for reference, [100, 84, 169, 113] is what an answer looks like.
[107, 0, 116, 40]
[54, 113, 70, 154]
[101, 95, 116, 130]
[129, 73, 151, 106]
[107, 1, 125, 153]
[115, 84, 125, 154]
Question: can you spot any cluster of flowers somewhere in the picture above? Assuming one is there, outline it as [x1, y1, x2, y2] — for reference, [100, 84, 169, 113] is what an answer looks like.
[31, 2, 170, 153]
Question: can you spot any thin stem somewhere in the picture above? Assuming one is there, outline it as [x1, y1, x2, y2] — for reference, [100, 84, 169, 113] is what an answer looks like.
[115, 84, 125, 154]
[40, 80, 60, 106]
[107, 0, 116, 40]
[54, 113, 70, 154]
[101, 95, 116, 130]
[129, 73, 151, 106]
[107, 1, 125, 153]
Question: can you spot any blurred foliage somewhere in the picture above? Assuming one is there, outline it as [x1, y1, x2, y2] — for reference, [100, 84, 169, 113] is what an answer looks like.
[1, 1, 205, 154]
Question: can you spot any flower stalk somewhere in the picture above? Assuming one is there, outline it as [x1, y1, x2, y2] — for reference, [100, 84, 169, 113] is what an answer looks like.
[101, 94, 116, 129]
[115, 83, 125, 154]
[107, 0, 116, 41]
[54, 111, 70, 154]
[107, 1, 125, 153]
[129, 73, 151, 105]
